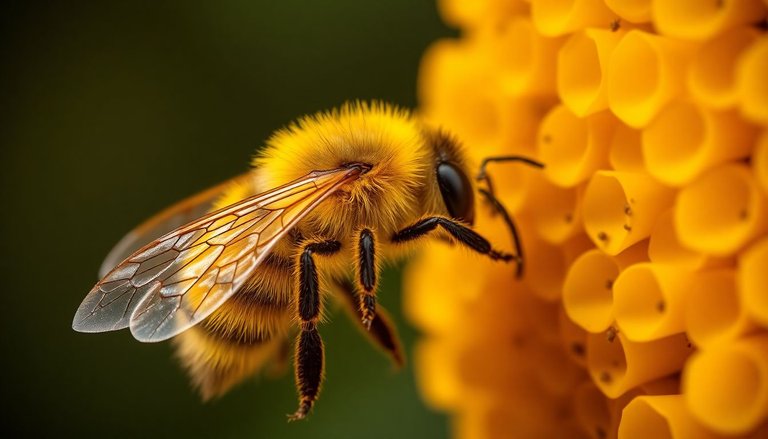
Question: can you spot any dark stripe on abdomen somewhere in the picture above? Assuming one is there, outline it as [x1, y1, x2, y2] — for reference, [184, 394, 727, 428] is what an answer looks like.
[198, 253, 295, 347]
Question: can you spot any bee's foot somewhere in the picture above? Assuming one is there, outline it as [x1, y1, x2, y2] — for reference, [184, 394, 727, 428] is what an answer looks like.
[287, 401, 311, 422]
[361, 313, 374, 331]
[489, 250, 516, 262]
[361, 295, 376, 331]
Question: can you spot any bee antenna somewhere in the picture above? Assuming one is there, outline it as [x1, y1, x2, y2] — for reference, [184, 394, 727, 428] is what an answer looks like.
[476, 155, 544, 181]
[475, 155, 544, 279]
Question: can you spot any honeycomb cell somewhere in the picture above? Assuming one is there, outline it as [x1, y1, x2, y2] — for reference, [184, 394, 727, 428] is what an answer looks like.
[675, 164, 768, 256]
[525, 167, 584, 241]
[607, 31, 694, 128]
[609, 122, 645, 173]
[652, 0, 766, 41]
[648, 209, 730, 269]
[558, 29, 625, 117]
[531, 0, 615, 37]
[688, 26, 759, 109]
[686, 269, 757, 347]
[563, 249, 620, 333]
[739, 237, 768, 327]
[643, 101, 757, 187]
[538, 105, 614, 187]
[604, 0, 651, 23]
[418, 39, 501, 147]
[525, 232, 592, 302]
[586, 331, 690, 398]
[737, 37, 768, 125]
[684, 336, 768, 435]
[495, 16, 563, 97]
[618, 395, 718, 439]
[613, 263, 693, 341]
[582, 170, 674, 255]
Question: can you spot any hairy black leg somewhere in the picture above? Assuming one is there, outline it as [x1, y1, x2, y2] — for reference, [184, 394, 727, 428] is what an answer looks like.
[333, 277, 404, 367]
[478, 188, 525, 278]
[392, 216, 514, 262]
[288, 239, 340, 421]
[356, 228, 378, 329]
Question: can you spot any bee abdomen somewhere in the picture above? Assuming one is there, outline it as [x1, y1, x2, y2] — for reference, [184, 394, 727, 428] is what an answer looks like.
[195, 251, 295, 341]
[173, 322, 287, 400]
[172, 252, 296, 399]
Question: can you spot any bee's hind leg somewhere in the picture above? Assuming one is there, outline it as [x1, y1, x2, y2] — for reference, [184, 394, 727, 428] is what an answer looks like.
[332, 277, 404, 367]
[288, 239, 341, 422]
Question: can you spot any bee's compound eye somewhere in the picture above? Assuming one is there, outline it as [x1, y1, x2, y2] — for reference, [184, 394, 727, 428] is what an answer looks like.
[437, 162, 475, 224]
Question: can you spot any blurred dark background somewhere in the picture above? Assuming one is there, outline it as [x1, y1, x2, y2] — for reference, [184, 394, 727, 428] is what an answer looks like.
[0, 2, 453, 437]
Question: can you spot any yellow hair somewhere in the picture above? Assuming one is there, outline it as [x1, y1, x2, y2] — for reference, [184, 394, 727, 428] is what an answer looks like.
[252, 101, 434, 238]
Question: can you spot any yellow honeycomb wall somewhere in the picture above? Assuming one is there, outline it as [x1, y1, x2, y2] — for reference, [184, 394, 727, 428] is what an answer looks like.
[406, 0, 768, 437]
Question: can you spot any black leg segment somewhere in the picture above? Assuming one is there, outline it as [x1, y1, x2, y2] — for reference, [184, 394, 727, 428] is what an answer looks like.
[358, 229, 376, 292]
[356, 228, 379, 329]
[298, 240, 340, 322]
[478, 188, 525, 278]
[289, 239, 340, 421]
[291, 326, 323, 421]
[392, 216, 513, 262]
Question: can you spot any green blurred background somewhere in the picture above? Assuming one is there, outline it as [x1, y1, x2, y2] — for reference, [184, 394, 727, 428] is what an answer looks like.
[0, 2, 454, 437]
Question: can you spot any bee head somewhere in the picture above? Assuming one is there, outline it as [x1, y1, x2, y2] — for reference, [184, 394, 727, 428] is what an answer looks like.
[425, 129, 476, 226]
[436, 161, 475, 225]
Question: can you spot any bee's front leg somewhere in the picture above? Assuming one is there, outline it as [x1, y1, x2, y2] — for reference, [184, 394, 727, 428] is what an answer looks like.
[354, 228, 379, 329]
[288, 239, 341, 422]
[392, 216, 516, 263]
[477, 188, 526, 278]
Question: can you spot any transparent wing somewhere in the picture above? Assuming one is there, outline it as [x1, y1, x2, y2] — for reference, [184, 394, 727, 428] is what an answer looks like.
[98, 172, 252, 278]
[73, 166, 363, 342]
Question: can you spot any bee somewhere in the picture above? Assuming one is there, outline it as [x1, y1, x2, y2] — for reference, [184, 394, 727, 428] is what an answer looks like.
[72, 102, 543, 420]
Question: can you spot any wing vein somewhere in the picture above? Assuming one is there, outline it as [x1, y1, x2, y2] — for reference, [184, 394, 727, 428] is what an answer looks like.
[73, 166, 362, 341]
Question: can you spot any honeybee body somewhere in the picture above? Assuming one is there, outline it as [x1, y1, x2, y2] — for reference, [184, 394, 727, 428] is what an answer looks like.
[74, 103, 527, 419]
[179, 106, 450, 397]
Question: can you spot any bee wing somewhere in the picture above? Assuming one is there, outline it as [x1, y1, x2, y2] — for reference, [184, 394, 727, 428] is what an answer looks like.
[98, 172, 253, 278]
[73, 166, 363, 342]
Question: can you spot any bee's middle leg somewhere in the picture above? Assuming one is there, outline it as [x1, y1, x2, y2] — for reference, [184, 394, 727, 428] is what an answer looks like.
[354, 228, 379, 329]
[288, 239, 340, 422]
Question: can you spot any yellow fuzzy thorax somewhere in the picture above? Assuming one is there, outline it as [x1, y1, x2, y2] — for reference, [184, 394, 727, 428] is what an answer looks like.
[252, 102, 434, 238]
